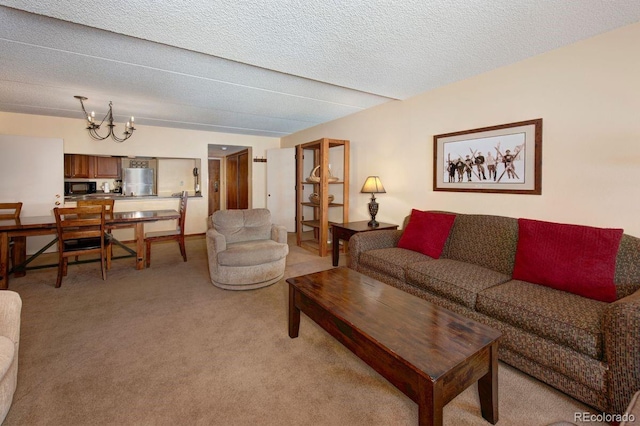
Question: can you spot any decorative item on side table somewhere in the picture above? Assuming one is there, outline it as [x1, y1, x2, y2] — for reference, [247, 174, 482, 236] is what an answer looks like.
[360, 176, 386, 227]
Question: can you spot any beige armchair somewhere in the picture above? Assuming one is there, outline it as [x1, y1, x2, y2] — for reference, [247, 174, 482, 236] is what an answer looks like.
[0, 290, 21, 423]
[206, 209, 289, 290]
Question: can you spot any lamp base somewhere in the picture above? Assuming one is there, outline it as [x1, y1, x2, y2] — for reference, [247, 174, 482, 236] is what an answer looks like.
[368, 195, 379, 228]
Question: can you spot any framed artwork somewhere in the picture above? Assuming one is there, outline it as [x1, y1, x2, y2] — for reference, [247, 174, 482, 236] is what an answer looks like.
[433, 118, 542, 195]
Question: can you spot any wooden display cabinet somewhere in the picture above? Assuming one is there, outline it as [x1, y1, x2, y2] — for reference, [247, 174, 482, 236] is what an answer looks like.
[295, 138, 349, 257]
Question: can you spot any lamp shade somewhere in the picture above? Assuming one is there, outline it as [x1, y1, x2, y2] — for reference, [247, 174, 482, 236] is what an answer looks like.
[360, 176, 386, 194]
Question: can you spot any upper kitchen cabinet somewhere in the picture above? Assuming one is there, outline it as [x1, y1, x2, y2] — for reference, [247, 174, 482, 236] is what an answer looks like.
[93, 156, 121, 178]
[64, 154, 91, 178]
[64, 154, 122, 179]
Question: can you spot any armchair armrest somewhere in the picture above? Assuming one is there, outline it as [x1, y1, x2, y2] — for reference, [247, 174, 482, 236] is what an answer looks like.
[0, 291, 21, 345]
[205, 228, 227, 279]
[271, 224, 287, 244]
[206, 228, 227, 254]
[348, 229, 403, 270]
[603, 287, 640, 413]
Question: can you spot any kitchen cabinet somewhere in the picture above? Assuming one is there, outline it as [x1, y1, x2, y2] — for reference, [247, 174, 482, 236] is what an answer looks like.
[64, 155, 121, 179]
[93, 156, 121, 178]
[295, 138, 349, 257]
[64, 154, 91, 178]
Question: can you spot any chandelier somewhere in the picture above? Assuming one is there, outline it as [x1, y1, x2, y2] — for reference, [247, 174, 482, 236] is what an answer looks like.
[75, 95, 135, 143]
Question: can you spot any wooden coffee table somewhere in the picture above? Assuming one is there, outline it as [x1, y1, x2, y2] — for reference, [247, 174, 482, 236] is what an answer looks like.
[287, 267, 501, 426]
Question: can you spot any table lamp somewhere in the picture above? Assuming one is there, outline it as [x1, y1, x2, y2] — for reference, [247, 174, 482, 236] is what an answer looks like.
[360, 176, 386, 227]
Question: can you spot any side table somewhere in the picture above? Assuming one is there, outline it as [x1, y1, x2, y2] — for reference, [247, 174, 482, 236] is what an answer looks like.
[331, 221, 399, 266]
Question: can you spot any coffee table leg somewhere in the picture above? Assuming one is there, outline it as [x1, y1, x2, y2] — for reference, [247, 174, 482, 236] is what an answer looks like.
[288, 284, 300, 338]
[478, 342, 499, 424]
[418, 377, 443, 426]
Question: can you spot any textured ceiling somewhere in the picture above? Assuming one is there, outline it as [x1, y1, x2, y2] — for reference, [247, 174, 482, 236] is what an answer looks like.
[1, 1, 640, 137]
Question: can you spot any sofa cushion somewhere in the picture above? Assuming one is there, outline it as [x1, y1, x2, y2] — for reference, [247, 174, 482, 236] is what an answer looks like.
[405, 259, 511, 309]
[218, 240, 288, 267]
[476, 280, 608, 359]
[397, 210, 456, 258]
[513, 219, 622, 303]
[444, 214, 519, 276]
[360, 247, 432, 281]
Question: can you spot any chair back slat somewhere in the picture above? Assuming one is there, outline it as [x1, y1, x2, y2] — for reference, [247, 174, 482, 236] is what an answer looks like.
[77, 199, 115, 220]
[0, 202, 22, 220]
[54, 206, 106, 244]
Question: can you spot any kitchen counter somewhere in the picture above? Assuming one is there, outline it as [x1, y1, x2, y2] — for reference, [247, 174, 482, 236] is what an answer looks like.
[65, 192, 202, 201]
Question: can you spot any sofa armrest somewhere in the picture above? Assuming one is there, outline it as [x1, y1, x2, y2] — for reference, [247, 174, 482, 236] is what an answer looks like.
[0, 291, 21, 345]
[348, 229, 403, 270]
[603, 287, 640, 413]
[271, 224, 287, 244]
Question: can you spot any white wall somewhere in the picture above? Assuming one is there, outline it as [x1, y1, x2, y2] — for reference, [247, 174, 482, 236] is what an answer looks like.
[282, 22, 640, 237]
[0, 112, 281, 235]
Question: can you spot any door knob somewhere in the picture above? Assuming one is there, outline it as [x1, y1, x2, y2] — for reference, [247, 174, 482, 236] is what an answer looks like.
[55, 201, 61, 206]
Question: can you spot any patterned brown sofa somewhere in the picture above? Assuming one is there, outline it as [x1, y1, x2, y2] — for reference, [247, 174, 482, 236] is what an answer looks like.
[348, 212, 640, 415]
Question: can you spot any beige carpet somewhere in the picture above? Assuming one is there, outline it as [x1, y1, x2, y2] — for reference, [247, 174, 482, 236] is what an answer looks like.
[4, 236, 606, 425]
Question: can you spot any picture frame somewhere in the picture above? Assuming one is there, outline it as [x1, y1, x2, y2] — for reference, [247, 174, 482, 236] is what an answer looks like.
[433, 118, 542, 195]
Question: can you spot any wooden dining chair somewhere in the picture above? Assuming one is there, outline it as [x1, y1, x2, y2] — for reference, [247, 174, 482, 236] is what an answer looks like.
[0, 203, 22, 220]
[0, 203, 23, 272]
[77, 199, 116, 269]
[144, 191, 188, 267]
[53, 205, 112, 288]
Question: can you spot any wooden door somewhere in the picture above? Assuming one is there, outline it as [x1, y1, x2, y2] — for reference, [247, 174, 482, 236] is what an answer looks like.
[266, 148, 295, 232]
[226, 154, 239, 209]
[238, 150, 249, 209]
[208, 159, 221, 216]
[225, 149, 249, 210]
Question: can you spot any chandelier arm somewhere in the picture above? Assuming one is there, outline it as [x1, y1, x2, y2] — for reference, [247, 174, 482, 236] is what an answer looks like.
[111, 132, 128, 143]
[88, 126, 110, 141]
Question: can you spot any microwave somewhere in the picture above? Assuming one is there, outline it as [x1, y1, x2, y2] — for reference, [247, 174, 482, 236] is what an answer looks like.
[64, 181, 97, 195]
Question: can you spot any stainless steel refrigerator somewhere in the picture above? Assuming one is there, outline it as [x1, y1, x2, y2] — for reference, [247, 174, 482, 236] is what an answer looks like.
[123, 168, 155, 196]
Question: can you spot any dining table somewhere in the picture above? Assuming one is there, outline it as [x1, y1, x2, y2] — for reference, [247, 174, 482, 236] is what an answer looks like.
[0, 209, 181, 289]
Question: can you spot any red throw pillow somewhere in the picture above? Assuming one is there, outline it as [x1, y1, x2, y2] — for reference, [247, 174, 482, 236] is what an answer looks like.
[397, 210, 456, 258]
[512, 218, 623, 302]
